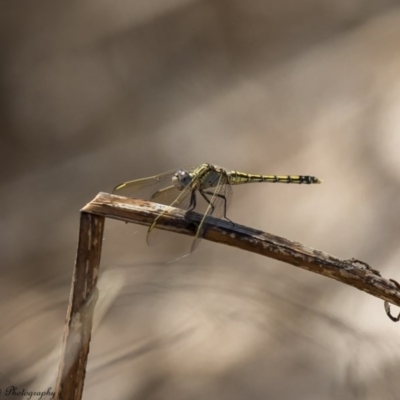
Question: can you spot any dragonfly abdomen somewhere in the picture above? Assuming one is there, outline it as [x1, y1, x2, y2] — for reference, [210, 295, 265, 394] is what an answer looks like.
[228, 172, 321, 185]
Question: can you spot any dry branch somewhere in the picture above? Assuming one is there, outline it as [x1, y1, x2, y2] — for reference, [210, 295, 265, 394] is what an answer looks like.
[86, 192, 400, 307]
[55, 213, 104, 400]
[55, 191, 400, 400]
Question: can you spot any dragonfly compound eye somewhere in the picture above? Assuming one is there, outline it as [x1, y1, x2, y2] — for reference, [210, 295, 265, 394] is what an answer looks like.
[172, 170, 192, 190]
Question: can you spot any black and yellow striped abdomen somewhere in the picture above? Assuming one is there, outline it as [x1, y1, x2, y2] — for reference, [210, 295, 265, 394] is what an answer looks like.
[228, 171, 321, 185]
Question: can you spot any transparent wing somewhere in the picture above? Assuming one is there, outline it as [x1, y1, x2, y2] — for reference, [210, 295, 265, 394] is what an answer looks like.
[112, 169, 178, 202]
[190, 173, 233, 253]
[146, 177, 196, 246]
[113, 166, 197, 247]
[113, 165, 233, 251]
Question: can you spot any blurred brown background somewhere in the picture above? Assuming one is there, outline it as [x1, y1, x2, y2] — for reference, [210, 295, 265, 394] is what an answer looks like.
[2, 1, 400, 399]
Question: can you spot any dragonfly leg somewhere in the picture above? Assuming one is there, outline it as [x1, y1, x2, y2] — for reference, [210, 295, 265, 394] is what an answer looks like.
[199, 190, 215, 214]
[202, 190, 233, 223]
[188, 190, 197, 211]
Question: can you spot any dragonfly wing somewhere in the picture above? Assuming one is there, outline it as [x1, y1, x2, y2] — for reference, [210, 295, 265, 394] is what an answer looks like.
[112, 165, 199, 202]
[112, 165, 195, 199]
[146, 180, 195, 246]
[113, 167, 194, 246]
[190, 173, 232, 253]
[112, 169, 178, 201]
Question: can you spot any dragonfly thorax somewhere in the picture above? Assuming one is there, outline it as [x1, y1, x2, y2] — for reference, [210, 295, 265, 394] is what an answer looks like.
[172, 166, 223, 192]
[200, 170, 223, 189]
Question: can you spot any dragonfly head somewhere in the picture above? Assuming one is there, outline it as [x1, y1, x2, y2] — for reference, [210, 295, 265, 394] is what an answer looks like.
[172, 169, 192, 191]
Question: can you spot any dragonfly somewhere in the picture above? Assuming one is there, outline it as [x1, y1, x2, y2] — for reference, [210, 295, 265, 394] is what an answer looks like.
[113, 163, 321, 253]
